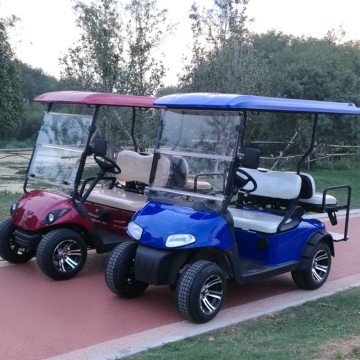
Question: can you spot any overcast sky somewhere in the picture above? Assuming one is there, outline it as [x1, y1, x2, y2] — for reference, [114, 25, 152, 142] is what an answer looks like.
[1, 0, 360, 85]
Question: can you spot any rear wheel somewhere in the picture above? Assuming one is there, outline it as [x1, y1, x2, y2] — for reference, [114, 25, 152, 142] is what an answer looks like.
[0, 218, 35, 263]
[176, 260, 226, 323]
[292, 242, 331, 290]
[36, 229, 87, 280]
[105, 241, 149, 298]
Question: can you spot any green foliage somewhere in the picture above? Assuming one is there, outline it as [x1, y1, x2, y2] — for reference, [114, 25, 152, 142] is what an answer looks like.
[0, 191, 21, 219]
[61, 0, 125, 93]
[60, 0, 170, 95]
[180, 0, 270, 95]
[0, 16, 26, 139]
[18, 62, 62, 102]
[60, 0, 171, 156]
[124, 0, 171, 95]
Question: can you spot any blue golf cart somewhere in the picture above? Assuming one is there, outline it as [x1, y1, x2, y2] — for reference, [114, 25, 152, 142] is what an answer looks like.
[105, 93, 360, 323]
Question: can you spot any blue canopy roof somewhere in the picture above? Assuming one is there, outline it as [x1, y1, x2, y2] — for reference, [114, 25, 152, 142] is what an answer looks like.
[154, 93, 360, 115]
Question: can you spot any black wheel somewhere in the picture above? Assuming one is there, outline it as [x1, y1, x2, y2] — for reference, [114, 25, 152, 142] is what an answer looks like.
[105, 241, 149, 298]
[36, 229, 87, 280]
[176, 260, 226, 323]
[292, 242, 331, 290]
[0, 218, 35, 263]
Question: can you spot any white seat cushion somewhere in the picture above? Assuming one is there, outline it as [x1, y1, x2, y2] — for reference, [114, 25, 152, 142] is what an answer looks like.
[87, 188, 146, 212]
[229, 207, 292, 234]
[299, 193, 337, 206]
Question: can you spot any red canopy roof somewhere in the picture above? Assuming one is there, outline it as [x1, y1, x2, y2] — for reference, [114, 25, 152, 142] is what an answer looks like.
[34, 91, 162, 108]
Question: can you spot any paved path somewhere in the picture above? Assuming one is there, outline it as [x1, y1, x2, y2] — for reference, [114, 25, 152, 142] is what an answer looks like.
[1, 213, 360, 360]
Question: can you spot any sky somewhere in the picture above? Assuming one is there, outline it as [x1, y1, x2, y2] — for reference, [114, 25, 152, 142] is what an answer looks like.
[1, 0, 360, 86]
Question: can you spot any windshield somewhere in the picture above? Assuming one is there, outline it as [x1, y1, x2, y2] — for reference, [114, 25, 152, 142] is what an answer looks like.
[147, 109, 242, 211]
[26, 112, 93, 192]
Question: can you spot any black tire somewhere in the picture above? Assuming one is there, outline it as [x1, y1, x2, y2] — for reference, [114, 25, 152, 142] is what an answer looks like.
[292, 242, 331, 290]
[105, 241, 149, 298]
[36, 229, 87, 280]
[0, 218, 35, 263]
[176, 260, 226, 323]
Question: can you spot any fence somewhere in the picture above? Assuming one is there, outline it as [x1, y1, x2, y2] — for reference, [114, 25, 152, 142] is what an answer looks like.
[0, 146, 359, 193]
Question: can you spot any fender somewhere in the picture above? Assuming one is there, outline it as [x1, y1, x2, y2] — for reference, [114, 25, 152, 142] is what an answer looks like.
[298, 230, 334, 270]
[12, 190, 91, 231]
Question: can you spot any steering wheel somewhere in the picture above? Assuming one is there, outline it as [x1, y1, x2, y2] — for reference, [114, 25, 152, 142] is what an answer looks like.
[94, 154, 121, 175]
[236, 168, 257, 193]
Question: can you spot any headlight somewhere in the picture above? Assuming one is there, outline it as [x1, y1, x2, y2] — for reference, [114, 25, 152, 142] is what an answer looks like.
[43, 209, 70, 225]
[127, 222, 143, 240]
[10, 200, 20, 215]
[166, 234, 196, 248]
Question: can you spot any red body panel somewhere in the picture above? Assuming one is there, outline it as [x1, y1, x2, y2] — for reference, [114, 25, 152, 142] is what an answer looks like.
[84, 201, 134, 238]
[12, 190, 94, 232]
[12, 190, 134, 239]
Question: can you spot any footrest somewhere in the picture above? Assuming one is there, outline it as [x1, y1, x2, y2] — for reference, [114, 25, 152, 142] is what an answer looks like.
[329, 231, 347, 242]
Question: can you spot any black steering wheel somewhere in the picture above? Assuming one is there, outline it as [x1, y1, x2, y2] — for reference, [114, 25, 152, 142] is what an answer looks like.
[235, 168, 257, 193]
[94, 154, 121, 175]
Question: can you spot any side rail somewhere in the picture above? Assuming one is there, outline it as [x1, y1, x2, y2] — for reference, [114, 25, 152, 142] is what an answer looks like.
[322, 185, 351, 242]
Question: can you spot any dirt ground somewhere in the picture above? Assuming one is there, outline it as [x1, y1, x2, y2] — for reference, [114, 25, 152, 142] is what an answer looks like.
[316, 335, 360, 359]
[0, 150, 31, 192]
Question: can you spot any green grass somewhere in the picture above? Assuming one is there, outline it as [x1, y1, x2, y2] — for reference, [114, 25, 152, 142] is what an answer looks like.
[308, 169, 360, 209]
[0, 191, 21, 220]
[125, 288, 360, 360]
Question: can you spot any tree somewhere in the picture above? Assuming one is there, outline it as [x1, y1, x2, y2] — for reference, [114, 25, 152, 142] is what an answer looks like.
[179, 0, 269, 96]
[249, 30, 360, 160]
[123, 0, 170, 96]
[60, 0, 171, 155]
[0, 15, 26, 140]
[60, 0, 125, 93]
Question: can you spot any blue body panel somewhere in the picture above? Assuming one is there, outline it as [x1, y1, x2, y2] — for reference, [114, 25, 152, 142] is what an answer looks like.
[235, 219, 325, 266]
[131, 202, 234, 250]
[131, 201, 326, 266]
[154, 93, 360, 114]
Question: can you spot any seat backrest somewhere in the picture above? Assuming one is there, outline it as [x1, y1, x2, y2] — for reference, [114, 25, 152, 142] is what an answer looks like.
[239, 168, 302, 200]
[241, 147, 260, 169]
[167, 156, 189, 188]
[115, 150, 170, 186]
[298, 173, 315, 199]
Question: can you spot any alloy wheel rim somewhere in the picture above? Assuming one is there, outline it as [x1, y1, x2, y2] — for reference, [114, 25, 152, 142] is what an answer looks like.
[199, 274, 224, 314]
[53, 240, 82, 272]
[311, 249, 329, 283]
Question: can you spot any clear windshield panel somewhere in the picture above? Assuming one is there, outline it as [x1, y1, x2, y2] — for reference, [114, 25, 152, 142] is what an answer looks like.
[148, 109, 242, 210]
[26, 113, 93, 191]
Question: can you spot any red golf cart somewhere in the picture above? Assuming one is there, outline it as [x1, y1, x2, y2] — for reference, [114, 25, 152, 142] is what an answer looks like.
[0, 91, 161, 280]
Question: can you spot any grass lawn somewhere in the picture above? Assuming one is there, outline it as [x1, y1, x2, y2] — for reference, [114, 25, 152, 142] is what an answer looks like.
[310, 169, 360, 209]
[125, 287, 360, 360]
[0, 191, 22, 220]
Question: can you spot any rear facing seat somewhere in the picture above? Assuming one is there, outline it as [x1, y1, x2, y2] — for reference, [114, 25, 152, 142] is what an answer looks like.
[298, 173, 337, 211]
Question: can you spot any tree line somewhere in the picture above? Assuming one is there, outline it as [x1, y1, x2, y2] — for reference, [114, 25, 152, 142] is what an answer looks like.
[1, 0, 360, 155]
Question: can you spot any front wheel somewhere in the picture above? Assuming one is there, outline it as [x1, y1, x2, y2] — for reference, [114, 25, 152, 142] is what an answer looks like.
[176, 260, 226, 323]
[105, 241, 149, 298]
[292, 242, 331, 290]
[36, 229, 87, 280]
[0, 218, 35, 263]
